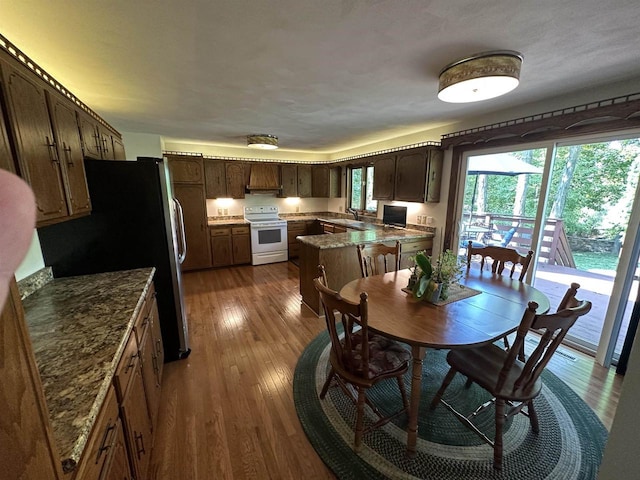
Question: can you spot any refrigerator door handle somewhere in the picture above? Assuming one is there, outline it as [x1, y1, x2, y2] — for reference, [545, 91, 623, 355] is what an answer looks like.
[174, 197, 187, 264]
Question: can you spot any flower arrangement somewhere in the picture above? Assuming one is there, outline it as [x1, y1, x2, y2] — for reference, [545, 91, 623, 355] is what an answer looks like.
[409, 250, 463, 301]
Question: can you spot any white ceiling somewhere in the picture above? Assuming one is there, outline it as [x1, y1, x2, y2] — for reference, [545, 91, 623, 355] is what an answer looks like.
[2, 0, 640, 153]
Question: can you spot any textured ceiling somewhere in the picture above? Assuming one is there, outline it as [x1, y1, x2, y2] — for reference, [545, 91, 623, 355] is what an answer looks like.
[2, 0, 640, 153]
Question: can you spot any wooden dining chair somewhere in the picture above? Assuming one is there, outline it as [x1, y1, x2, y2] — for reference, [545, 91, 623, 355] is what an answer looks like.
[357, 241, 401, 277]
[313, 265, 410, 452]
[429, 282, 592, 470]
[466, 242, 534, 282]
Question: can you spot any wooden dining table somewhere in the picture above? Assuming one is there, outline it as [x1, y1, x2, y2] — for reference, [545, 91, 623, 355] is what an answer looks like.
[338, 267, 550, 456]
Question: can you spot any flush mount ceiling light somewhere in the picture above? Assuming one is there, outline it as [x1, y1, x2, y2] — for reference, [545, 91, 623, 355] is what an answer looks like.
[247, 134, 278, 150]
[437, 50, 523, 103]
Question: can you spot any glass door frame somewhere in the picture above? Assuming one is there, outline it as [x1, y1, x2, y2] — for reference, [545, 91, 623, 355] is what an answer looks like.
[455, 128, 640, 367]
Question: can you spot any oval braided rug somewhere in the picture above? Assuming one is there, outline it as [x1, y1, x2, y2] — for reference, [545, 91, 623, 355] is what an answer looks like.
[294, 331, 608, 479]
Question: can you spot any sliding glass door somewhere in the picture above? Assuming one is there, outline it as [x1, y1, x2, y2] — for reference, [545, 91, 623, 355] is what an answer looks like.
[459, 134, 640, 365]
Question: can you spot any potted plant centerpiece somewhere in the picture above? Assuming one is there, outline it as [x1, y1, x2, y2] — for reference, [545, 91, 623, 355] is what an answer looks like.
[410, 250, 463, 303]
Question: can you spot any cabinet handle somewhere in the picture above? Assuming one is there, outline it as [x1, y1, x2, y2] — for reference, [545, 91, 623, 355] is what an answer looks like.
[62, 142, 74, 166]
[102, 136, 109, 153]
[134, 431, 146, 457]
[96, 422, 116, 463]
[151, 353, 159, 377]
[124, 352, 138, 374]
[45, 136, 59, 164]
[156, 339, 162, 357]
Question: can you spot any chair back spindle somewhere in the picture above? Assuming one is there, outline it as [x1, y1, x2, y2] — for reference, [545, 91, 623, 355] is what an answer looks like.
[357, 241, 401, 277]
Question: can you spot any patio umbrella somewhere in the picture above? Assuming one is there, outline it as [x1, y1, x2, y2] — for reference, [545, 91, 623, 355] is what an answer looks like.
[466, 153, 543, 230]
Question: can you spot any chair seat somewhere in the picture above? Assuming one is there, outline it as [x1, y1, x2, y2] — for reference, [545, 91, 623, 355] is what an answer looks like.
[447, 344, 542, 401]
[345, 331, 411, 379]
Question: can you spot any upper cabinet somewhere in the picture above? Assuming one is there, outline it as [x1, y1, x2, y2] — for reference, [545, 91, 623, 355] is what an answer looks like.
[330, 166, 342, 198]
[225, 162, 248, 199]
[0, 39, 125, 226]
[47, 91, 92, 216]
[312, 165, 330, 198]
[371, 146, 443, 204]
[297, 164, 313, 198]
[280, 164, 298, 197]
[372, 154, 395, 200]
[0, 59, 70, 225]
[394, 147, 428, 203]
[204, 159, 227, 198]
[168, 155, 204, 184]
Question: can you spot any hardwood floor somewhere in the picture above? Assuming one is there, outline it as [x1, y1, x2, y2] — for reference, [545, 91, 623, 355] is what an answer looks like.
[149, 262, 622, 479]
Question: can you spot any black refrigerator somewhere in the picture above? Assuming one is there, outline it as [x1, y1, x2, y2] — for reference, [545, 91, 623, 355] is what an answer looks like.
[38, 157, 190, 361]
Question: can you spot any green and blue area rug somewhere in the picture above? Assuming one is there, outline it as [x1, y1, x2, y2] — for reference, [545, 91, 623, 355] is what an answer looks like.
[294, 331, 608, 479]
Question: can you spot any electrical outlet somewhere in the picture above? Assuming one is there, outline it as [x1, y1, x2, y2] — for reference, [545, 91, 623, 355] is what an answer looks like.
[426, 216, 434, 225]
[223, 208, 229, 216]
[417, 215, 422, 224]
[217, 208, 222, 215]
[296, 206, 300, 213]
[339, 206, 343, 212]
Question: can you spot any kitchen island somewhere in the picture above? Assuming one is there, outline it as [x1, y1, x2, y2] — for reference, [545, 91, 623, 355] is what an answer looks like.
[297, 221, 434, 314]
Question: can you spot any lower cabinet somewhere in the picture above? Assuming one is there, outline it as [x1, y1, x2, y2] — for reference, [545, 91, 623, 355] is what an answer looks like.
[139, 289, 164, 433]
[399, 238, 434, 269]
[210, 225, 252, 266]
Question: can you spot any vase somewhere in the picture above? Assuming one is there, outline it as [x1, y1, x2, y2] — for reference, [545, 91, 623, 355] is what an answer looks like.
[427, 283, 443, 304]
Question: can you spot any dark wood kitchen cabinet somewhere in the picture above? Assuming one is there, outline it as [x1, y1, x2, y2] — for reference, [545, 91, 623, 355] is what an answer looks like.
[425, 148, 443, 203]
[297, 164, 313, 198]
[168, 155, 205, 184]
[280, 164, 298, 197]
[204, 159, 227, 198]
[173, 183, 212, 271]
[312, 165, 330, 198]
[372, 154, 395, 200]
[0, 59, 70, 225]
[225, 162, 248, 199]
[47, 91, 92, 216]
[394, 147, 428, 202]
[210, 227, 233, 267]
[231, 226, 252, 264]
[0, 100, 15, 173]
[77, 113, 103, 160]
[330, 166, 342, 198]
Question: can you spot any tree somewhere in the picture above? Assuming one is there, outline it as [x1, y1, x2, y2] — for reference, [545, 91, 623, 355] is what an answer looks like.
[549, 145, 581, 219]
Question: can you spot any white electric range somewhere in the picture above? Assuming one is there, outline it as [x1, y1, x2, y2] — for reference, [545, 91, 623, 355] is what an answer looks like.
[244, 206, 288, 265]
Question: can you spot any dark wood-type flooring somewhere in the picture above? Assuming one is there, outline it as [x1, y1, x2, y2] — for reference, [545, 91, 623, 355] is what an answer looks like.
[149, 262, 622, 479]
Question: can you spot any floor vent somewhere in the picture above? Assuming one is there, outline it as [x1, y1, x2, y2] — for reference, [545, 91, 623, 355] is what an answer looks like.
[525, 337, 578, 362]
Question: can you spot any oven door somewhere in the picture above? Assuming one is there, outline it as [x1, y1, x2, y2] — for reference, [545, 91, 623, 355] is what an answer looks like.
[250, 223, 287, 254]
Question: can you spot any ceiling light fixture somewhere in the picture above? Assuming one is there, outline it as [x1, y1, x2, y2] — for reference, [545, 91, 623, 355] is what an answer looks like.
[247, 134, 278, 150]
[437, 50, 523, 103]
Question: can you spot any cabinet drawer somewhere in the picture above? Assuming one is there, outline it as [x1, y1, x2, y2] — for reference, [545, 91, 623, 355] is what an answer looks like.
[74, 386, 120, 480]
[133, 284, 155, 345]
[287, 222, 306, 234]
[401, 238, 433, 254]
[114, 333, 139, 400]
[210, 227, 231, 236]
[231, 226, 249, 235]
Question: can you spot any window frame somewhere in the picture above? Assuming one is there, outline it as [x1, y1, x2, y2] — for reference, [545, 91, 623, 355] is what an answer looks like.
[347, 164, 377, 214]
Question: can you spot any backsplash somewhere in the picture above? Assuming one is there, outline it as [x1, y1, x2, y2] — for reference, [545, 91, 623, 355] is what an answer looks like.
[17, 266, 53, 300]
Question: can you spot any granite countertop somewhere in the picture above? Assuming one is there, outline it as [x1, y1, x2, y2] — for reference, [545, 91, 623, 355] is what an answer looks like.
[21, 268, 156, 473]
[297, 223, 434, 249]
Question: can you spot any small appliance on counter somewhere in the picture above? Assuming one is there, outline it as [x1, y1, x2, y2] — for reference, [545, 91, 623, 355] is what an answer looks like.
[244, 206, 288, 265]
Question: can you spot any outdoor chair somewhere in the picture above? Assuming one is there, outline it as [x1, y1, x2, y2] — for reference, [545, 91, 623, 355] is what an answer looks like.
[429, 282, 592, 470]
[313, 265, 411, 452]
[466, 242, 533, 282]
[487, 224, 519, 247]
[357, 241, 401, 277]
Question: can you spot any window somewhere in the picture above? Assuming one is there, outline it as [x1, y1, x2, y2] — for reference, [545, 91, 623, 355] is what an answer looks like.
[349, 166, 377, 212]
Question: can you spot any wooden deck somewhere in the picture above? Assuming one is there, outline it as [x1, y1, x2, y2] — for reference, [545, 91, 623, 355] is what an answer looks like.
[468, 260, 634, 354]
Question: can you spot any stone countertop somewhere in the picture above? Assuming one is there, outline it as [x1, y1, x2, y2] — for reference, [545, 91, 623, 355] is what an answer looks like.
[297, 224, 434, 249]
[208, 218, 248, 226]
[21, 268, 156, 473]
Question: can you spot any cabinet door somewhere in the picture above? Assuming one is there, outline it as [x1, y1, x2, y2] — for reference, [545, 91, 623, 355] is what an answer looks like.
[0, 100, 15, 173]
[100, 419, 132, 480]
[372, 155, 395, 200]
[78, 113, 102, 159]
[297, 164, 312, 198]
[225, 162, 246, 198]
[173, 184, 211, 270]
[204, 159, 227, 198]
[330, 166, 342, 198]
[1, 60, 68, 223]
[232, 228, 251, 265]
[394, 148, 427, 202]
[47, 92, 92, 216]
[426, 148, 443, 203]
[169, 157, 204, 184]
[211, 229, 233, 267]
[140, 327, 160, 433]
[111, 135, 126, 161]
[149, 295, 164, 386]
[312, 165, 330, 198]
[280, 164, 297, 197]
[120, 363, 152, 480]
[98, 127, 114, 160]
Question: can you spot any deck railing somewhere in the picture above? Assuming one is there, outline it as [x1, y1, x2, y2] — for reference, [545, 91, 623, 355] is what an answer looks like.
[463, 214, 576, 267]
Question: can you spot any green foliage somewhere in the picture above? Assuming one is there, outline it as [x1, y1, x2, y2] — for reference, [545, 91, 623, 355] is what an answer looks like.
[411, 250, 462, 300]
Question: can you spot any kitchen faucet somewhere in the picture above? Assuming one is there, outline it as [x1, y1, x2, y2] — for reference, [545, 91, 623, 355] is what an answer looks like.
[347, 208, 359, 221]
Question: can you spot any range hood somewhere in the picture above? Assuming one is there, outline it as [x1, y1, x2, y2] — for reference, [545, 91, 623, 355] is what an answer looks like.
[247, 164, 282, 193]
